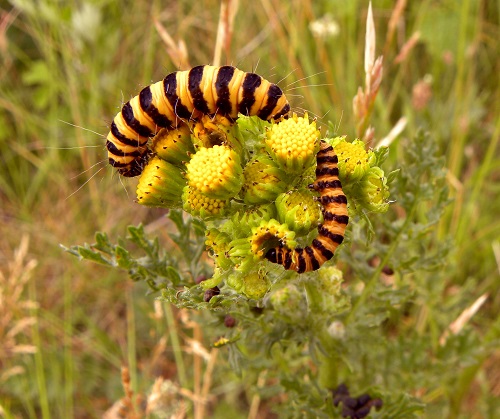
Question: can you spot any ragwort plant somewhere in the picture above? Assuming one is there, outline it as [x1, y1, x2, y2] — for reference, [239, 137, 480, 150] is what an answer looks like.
[66, 106, 453, 417]
[64, 4, 460, 417]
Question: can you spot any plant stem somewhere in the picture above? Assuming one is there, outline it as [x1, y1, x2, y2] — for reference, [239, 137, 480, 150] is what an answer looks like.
[164, 302, 188, 387]
[347, 194, 419, 322]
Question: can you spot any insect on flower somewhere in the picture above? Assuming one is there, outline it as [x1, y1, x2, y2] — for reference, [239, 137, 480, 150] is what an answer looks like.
[106, 65, 290, 177]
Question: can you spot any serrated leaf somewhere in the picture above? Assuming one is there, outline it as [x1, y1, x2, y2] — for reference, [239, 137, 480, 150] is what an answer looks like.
[61, 244, 81, 257]
[77, 246, 114, 266]
[94, 231, 114, 254]
[373, 145, 389, 166]
[115, 245, 133, 269]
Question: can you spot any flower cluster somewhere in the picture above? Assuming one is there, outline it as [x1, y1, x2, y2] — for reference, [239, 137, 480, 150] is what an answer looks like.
[135, 113, 390, 299]
[330, 136, 390, 213]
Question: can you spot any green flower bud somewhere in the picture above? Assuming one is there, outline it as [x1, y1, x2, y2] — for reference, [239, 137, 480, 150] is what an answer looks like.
[227, 268, 269, 299]
[330, 137, 375, 183]
[234, 204, 277, 233]
[269, 285, 307, 323]
[241, 155, 288, 204]
[317, 266, 344, 295]
[250, 219, 297, 259]
[265, 113, 320, 174]
[227, 237, 258, 273]
[185, 145, 243, 199]
[136, 157, 186, 208]
[303, 266, 348, 314]
[205, 229, 233, 270]
[275, 189, 321, 235]
[354, 166, 390, 213]
[152, 124, 194, 166]
[182, 185, 229, 218]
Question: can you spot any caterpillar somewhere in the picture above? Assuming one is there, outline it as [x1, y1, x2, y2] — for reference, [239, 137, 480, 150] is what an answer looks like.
[106, 65, 290, 177]
[265, 141, 349, 273]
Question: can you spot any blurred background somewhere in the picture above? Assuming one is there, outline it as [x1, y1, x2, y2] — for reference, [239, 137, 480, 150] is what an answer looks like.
[0, 0, 498, 417]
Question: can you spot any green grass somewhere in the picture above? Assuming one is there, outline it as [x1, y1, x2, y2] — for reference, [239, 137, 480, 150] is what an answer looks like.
[0, 0, 499, 417]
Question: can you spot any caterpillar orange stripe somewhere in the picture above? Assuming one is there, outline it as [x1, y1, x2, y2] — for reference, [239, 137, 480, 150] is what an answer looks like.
[265, 141, 349, 273]
[106, 65, 290, 177]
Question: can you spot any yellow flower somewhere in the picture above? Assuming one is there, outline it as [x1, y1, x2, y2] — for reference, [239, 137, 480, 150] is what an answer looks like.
[353, 166, 390, 213]
[136, 157, 185, 208]
[185, 145, 243, 199]
[205, 229, 233, 270]
[265, 113, 320, 174]
[330, 137, 374, 182]
[152, 124, 194, 166]
[249, 219, 296, 258]
[182, 185, 229, 218]
[275, 189, 321, 235]
[241, 155, 288, 204]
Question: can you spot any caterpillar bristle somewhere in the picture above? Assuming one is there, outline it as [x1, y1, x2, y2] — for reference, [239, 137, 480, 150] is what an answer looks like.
[106, 65, 290, 177]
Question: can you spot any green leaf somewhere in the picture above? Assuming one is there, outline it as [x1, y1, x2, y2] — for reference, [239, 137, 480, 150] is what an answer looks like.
[115, 246, 133, 269]
[76, 246, 114, 266]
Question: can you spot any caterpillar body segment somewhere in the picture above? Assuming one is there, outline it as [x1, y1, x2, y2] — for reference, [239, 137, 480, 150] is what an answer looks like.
[264, 141, 349, 273]
[106, 65, 290, 177]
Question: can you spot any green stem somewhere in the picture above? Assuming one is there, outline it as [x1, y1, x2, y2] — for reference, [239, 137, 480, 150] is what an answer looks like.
[346, 194, 419, 323]
[29, 279, 50, 419]
[126, 286, 138, 393]
[447, 311, 500, 418]
[164, 302, 188, 387]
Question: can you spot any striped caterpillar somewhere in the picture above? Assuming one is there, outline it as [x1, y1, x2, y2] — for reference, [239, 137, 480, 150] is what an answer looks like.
[265, 141, 349, 273]
[106, 65, 290, 177]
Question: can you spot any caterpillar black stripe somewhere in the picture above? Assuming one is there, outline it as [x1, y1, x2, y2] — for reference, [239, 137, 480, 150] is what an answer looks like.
[265, 141, 349, 273]
[106, 65, 291, 177]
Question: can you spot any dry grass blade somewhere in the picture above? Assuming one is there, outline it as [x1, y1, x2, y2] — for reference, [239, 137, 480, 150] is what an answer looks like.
[491, 241, 500, 275]
[353, 2, 384, 143]
[103, 366, 146, 419]
[383, 0, 407, 56]
[364, 2, 376, 86]
[439, 293, 489, 345]
[376, 117, 408, 148]
[154, 18, 190, 69]
[394, 31, 421, 64]
[213, 0, 240, 66]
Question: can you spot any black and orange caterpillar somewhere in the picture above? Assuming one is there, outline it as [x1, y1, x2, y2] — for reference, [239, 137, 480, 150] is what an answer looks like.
[106, 65, 290, 177]
[265, 141, 349, 273]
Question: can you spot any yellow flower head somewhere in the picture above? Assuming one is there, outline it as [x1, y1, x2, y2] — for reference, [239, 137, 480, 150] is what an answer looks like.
[353, 166, 390, 213]
[205, 228, 233, 270]
[185, 145, 243, 199]
[265, 113, 320, 174]
[182, 185, 229, 218]
[330, 137, 374, 182]
[250, 219, 296, 258]
[136, 157, 185, 208]
[275, 189, 321, 235]
[241, 155, 288, 204]
[152, 124, 194, 166]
